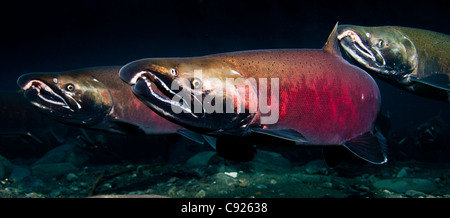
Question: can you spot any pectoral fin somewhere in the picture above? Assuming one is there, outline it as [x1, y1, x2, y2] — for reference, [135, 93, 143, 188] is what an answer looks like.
[176, 129, 206, 145]
[50, 126, 70, 143]
[202, 135, 218, 149]
[412, 73, 450, 91]
[249, 128, 309, 144]
[108, 119, 146, 134]
[407, 74, 450, 103]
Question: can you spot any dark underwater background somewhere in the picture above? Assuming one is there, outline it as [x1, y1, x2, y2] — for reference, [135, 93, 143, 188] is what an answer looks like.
[0, 0, 449, 198]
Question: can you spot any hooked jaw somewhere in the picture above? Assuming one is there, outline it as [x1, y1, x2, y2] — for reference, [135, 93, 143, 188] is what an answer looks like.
[17, 75, 72, 112]
[17, 71, 114, 126]
[337, 27, 386, 72]
[119, 62, 205, 125]
[337, 30, 373, 58]
[120, 60, 255, 134]
[132, 71, 197, 115]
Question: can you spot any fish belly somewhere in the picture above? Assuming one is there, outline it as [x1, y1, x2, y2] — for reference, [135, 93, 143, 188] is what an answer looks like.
[267, 55, 380, 145]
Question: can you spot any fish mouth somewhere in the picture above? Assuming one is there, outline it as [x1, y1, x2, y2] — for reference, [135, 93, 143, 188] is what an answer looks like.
[19, 79, 72, 112]
[337, 30, 385, 69]
[130, 71, 205, 119]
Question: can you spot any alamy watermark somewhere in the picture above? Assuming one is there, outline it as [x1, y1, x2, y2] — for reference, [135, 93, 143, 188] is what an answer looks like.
[168, 69, 279, 124]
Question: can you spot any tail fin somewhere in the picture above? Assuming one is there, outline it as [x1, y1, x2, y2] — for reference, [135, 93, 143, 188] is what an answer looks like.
[343, 132, 387, 164]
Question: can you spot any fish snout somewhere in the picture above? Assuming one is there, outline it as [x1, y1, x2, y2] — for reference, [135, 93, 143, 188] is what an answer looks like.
[17, 73, 52, 91]
[119, 59, 148, 85]
[17, 73, 36, 90]
[16, 73, 71, 111]
[336, 25, 365, 40]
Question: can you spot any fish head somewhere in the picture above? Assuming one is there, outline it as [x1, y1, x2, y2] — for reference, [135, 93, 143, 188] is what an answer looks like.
[119, 57, 258, 134]
[337, 25, 418, 82]
[17, 70, 113, 126]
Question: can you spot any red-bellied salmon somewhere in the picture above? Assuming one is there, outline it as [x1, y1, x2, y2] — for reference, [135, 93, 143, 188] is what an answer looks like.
[119, 23, 387, 164]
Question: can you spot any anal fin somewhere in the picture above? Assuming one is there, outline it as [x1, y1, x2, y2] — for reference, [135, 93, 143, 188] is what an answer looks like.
[343, 132, 387, 164]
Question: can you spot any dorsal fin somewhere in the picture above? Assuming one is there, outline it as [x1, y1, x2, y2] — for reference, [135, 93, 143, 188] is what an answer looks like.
[323, 22, 342, 57]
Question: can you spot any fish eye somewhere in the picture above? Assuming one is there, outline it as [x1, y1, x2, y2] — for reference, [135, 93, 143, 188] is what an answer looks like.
[170, 68, 177, 76]
[190, 78, 202, 89]
[65, 83, 75, 91]
[377, 39, 385, 48]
